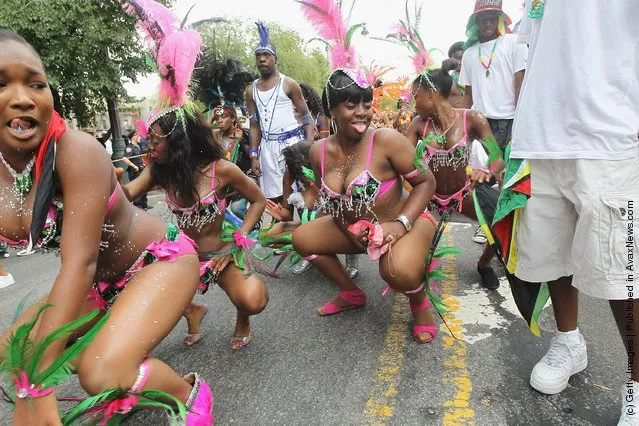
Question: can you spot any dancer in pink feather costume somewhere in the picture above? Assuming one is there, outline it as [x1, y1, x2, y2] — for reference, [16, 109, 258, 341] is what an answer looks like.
[292, 0, 441, 344]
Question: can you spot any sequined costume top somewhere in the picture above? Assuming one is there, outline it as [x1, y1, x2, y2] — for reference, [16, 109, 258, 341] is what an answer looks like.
[418, 110, 471, 171]
[166, 161, 227, 232]
[317, 130, 398, 219]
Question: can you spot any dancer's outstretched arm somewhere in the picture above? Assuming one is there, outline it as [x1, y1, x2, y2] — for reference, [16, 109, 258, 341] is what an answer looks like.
[467, 110, 505, 186]
[121, 164, 155, 201]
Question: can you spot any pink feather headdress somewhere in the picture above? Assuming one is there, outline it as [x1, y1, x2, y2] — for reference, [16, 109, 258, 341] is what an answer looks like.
[388, 1, 438, 75]
[121, 0, 202, 134]
[296, 0, 366, 72]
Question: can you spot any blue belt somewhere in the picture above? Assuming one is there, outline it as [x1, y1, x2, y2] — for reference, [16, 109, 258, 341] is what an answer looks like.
[265, 125, 305, 143]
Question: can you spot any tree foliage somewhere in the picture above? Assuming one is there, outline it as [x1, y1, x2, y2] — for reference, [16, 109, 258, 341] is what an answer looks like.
[0, 0, 170, 127]
[193, 19, 329, 105]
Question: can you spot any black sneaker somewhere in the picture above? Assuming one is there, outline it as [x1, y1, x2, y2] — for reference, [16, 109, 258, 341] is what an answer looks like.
[477, 265, 499, 290]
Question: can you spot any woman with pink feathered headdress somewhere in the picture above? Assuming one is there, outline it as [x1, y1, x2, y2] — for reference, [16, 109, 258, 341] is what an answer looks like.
[391, 3, 505, 291]
[121, 1, 269, 352]
[291, 0, 447, 345]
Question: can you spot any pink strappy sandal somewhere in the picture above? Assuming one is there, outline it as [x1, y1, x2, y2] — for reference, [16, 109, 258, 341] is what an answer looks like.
[410, 297, 437, 344]
[318, 288, 367, 316]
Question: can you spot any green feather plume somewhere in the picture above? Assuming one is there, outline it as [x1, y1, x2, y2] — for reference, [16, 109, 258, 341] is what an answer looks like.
[38, 311, 109, 390]
[255, 207, 317, 269]
[1, 306, 109, 398]
[301, 166, 316, 184]
[26, 308, 101, 378]
[421, 243, 464, 314]
[413, 140, 429, 175]
[479, 136, 503, 171]
[0, 304, 49, 393]
[144, 54, 159, 74]
[433, 246, 463, 258]
[60, 388, 187, 425]
[344, 23, 366, 49]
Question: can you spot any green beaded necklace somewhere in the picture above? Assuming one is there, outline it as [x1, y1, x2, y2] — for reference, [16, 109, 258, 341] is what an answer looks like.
[0, 150, 35, 199]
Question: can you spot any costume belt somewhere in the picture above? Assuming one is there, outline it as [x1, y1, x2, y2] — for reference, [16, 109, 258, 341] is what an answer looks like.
[264, 126, 305, 143]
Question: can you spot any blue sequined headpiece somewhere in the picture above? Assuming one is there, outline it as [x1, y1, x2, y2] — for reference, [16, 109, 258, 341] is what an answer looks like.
[254, 21, 277, 56]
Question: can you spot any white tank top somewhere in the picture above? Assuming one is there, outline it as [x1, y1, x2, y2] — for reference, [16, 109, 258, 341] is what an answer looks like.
[253, 74, 299, 141]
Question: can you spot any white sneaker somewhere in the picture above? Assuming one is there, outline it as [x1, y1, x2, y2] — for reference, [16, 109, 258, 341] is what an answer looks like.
[619, 380, 639, 425]
[529, 331, 588, 394]
[292, 259, 312, 274]
[345, 254, 359, 279]
[0, 273, 15, 289]
[472, 226, 488, 244]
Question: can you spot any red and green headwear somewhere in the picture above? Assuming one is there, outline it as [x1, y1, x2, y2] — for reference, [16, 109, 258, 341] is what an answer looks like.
[463, 0, 512, 49]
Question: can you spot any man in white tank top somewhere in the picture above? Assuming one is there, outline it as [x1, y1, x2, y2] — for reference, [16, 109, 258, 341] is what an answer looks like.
[246, 22, 314, 202]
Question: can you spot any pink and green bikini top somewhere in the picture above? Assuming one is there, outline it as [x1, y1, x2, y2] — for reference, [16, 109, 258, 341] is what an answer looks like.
[318, 130, 398, 218]
[165, 161, 227, 232]
[419, 109, 471, 171]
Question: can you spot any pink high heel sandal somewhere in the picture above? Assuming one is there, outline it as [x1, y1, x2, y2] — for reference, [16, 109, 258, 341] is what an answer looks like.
[409, 297, 437, 344]
[181, 372, 214, 425]
[319, 288, 367, 316]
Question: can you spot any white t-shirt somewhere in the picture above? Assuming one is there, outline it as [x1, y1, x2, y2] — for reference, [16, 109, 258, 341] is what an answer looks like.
[459, 34, 528, 120]
[511, 0, 639, 160]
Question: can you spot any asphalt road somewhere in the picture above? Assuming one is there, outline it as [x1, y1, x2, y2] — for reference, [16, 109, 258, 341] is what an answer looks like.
[0, 192, 628, 425]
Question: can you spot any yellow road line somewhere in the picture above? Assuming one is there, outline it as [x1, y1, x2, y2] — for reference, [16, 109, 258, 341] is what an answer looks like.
[362, 294, 411, 425]
[362, 227, 474, 425]
[440, 228, 475, 425]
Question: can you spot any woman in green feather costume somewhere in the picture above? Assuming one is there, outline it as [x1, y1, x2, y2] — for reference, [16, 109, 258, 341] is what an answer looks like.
[0, 31, 212, 424]
[123, 109, 269, 351]
[406, 67, 504, 290]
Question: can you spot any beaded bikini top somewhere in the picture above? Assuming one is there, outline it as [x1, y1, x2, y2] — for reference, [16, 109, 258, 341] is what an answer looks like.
[317, 130, 398, 219]
[1, 186, 119, 253]
[417, 110, 471, 171]
[165, 161, 227, 232]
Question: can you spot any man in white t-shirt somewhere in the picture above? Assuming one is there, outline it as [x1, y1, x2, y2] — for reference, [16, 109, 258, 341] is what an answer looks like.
[460, 0, 528, 152]
[510, 1, 639, 423]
